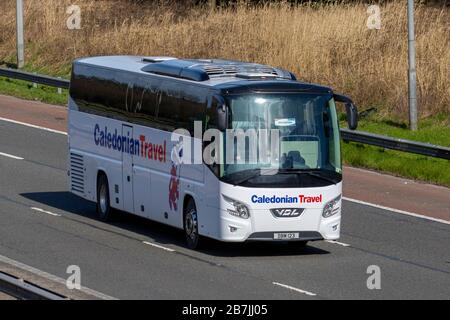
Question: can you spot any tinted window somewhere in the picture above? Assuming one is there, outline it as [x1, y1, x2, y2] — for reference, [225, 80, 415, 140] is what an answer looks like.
[206, 96, 220, 130]
[70, 64, 127, 119]
[70, 64, 207, 132]
[157, 81, 182, 129]
[179, 85, 207, 133]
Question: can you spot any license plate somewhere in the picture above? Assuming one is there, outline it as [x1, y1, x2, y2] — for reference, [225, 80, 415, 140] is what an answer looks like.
[273, 232, 300, 240]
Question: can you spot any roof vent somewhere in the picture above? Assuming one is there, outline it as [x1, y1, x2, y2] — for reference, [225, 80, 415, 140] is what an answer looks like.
[141, 60, 210, 81]
[142, 56, 177, 63]
[202, 64, 239, 76]
[140, 58, 297, 82]
[235, 73, 279, 80]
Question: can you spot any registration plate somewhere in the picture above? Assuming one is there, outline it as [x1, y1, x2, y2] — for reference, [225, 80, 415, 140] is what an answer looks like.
[273, 232, 300, 240]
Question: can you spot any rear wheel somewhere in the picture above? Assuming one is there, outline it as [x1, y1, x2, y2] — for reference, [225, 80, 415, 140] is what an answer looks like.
[97, 174, 112, 222]
[184, 199, 200, 249]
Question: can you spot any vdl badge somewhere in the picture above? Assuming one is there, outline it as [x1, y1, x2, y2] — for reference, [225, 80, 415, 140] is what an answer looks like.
[270, 208, 304, 218]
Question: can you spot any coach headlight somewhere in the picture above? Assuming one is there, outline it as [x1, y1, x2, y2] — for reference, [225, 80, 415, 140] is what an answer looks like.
[322, 195, 341, 218]
[222, 195, 250, 219]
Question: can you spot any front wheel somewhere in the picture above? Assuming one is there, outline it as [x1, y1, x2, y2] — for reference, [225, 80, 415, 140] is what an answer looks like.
[184, 199, 200, 249]
[97, 174, 112, 222]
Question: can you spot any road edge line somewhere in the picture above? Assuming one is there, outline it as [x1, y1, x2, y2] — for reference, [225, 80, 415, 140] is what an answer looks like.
[0, 152, 24, 160]
[0, 116, 67, 135]
[272, 282, 317, 297]
[343, 197, 450, 225]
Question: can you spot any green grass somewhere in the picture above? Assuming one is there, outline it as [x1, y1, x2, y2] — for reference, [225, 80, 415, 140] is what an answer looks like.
[0, 76, 68, 105]
[341, 117, 450, 187]
[352, 117, 450, 147]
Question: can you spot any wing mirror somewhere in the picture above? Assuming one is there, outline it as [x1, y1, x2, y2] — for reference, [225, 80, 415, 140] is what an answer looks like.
[216, 97, 228, 131]
[334, 93, 358, 130]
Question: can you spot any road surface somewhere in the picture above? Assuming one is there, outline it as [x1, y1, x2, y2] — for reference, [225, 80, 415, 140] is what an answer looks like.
[0, 96, 449, 299]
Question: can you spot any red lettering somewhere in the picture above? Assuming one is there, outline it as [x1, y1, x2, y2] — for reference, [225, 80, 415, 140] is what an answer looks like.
[138, 137, 167, 163]
[299, 194, 323, 203]
[163, 141, 166, 162]
[147, 143, 152, 159]
[152, 144, 158, 160]
[158, 146, 163, 162]
[140, 135, 145, 157]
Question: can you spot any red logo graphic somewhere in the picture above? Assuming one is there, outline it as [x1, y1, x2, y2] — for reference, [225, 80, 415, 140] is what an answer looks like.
[169, 164, 180, 211]
[168, 138, 183, 211]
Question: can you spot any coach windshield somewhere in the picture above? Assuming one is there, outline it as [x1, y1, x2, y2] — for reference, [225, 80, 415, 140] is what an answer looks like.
[220, 93, 342, 187]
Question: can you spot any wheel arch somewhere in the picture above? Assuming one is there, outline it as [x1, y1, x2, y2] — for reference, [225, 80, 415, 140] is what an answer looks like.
[183, 193, 195, 217]
[96, 169, 108, 198]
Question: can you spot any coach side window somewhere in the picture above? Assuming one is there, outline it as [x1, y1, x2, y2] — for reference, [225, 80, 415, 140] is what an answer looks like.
[179, 87, 207, 134]
[108, 78, 127, 113]
[206, 95, 221, 130]
[136, 86, 158, 121]
[157, 85, 181, 130]
[204, 95, 222, 176]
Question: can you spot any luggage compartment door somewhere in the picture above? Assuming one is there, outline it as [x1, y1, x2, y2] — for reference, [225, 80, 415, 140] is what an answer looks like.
[122, 125, 135, 213]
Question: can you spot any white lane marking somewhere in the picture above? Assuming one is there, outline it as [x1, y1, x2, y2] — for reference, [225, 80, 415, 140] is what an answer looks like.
[30, 207, 61, 217]
[343, 197, 450, 225]
[0, 152, 24, 160]
[0, 254, 117, 300]
[142, 241, 175, 252]
[272, 282, 317, 297]
[325, 240, 351, 247]
[0, 117, 67, 135]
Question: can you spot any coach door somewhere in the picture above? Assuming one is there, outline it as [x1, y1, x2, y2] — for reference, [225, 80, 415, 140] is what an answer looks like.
[122, 124, 135, 213]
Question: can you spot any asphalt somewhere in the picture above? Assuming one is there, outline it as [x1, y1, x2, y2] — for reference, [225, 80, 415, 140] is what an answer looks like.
[0, 292, 15, 300]
[0, 120, 449, 299]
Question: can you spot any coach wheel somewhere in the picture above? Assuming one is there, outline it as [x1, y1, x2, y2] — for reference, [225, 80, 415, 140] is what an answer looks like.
[97, 174, 112, 222]
[184, 199, 200, 249]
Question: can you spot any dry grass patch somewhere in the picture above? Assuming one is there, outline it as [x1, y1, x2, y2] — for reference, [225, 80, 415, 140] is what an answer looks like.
[0, 0, 449, 117]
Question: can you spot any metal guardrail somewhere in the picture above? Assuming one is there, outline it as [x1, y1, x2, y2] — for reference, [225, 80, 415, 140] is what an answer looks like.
[1, 67, 449, 160]
[0, 67, 69, 89]
[0, 271, 67, 300]
[341, 129, 450, 160]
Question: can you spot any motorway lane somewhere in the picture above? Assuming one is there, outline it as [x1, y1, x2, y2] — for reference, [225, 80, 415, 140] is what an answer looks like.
[0, 120, 449, 299]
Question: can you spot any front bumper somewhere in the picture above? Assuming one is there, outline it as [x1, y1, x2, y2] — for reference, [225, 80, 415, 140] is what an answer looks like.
[247, 231, 323, 241]
[215, 181, 343, 242]
[217, 210, 341, 242]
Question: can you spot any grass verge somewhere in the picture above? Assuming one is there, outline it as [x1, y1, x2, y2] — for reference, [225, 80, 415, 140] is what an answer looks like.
[0, 76, 68, 106]
[342, 118, 450, 187]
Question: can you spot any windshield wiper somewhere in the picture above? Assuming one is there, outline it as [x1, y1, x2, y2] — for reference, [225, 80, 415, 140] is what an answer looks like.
[225, 168, 338, 186]
[227, 168, 278, 186]
[279, 169, 338, 185]
[304, 171, 338, 185]
[224, 169, 261, 186]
